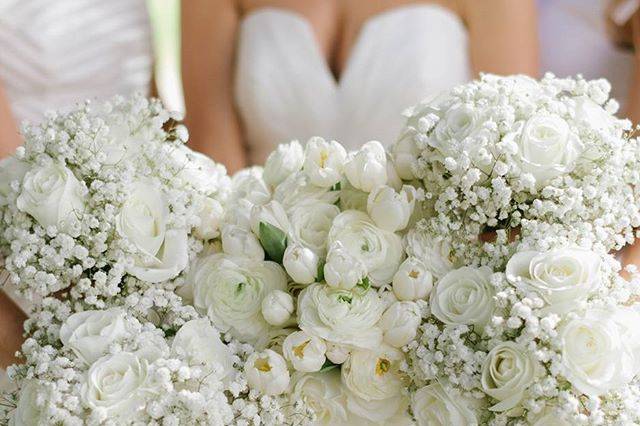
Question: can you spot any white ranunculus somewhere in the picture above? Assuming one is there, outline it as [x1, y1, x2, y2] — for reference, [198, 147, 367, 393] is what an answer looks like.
[343, 141, 387, 192]
[230, 166, 271, 206]
[405, 229, 454, 279]
[17, 162, 86, 229]
[506, 248, 601, 313]
[430, 266, 495, 328]
[481, 342, 539, 412]
[10, 380, 44, 426]
[378, 301, 421, 348]
[559, 307, 640, 396]
[298, 283, 384, 350]
[392, 133, 420, 180]
[59, 308, 127, 364]
[393, 257, 433, 301]
[290, 371, 350, 425]
[412, 383, 478, 426]
[263, 140, 304, 187]
[324, 242, 367, 290]
[283, 330, 327, 372]
[0, 156, 28, 205]
[261, 289, 294, 326]
[116, 181, 188, 283]
[245, 349, 290, 395]
[328, 210, 404, 286]
[250, 199, 291, 236]
[283, 243, 319, 284]
[366, 185, 415, 232]
[172, 319, 234, 382]
[193, 196, 224, 240]
[288, 201, 340, 256]
[514, 114, 583, 185]
[302, 137, 347, 188]
[342, 346, 407, 423]
[81, 352, 151, 418]
[273, 172, 340, 210]
[221, 224, 265, 260]
[189, 253, 288, 342]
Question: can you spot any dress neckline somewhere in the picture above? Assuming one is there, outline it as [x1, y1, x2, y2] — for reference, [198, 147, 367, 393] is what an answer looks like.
[240, 4, 464, 86]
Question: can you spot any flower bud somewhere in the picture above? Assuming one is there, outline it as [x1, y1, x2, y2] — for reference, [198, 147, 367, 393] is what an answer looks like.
[302, 137, 347, 188]
[378, 301, 421, 347]
[221, 224, 265, 260]
[324, 243, 367, 290]
[263, 140, 304, 187]
[392, 135, 420, 180]
[245, 349, 290, 395]
[283, 243, 318, 284]
[325, 343, 350, 364]
[194, 196, 224, 240]
[261, 289, 294, 326]
[283, 330, 327, 372]
[367, 185, 416, 232]
[393, 257, 433, 301]
[344, 141, 387, 192]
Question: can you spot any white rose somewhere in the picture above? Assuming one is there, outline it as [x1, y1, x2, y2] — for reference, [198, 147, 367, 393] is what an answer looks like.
[392, 133, 420, 180]
[290, 371, 350, 425]
[194, 196, 224, 240]
[245, 349, 290, 395]
[434, 103, 480, 144]
[302, 137, 347, 188]
[60, 308, 127, 364]
[481, 342, 539, 412]
[342, 346, 407, 423]
[412, 383, 478, 426]
[366, 185, 415, 232]
[288, 201, 340, 256]
[221, 224, 265, 260]
[273, 172, 340, 210]
[81, 352, 151, 418]
[189, 253, 287, 342]
[378, 301, 421, 348]
[559, 307, 640, 396]
[405, 229, 455, 279]
[283, 330, 327, 372]
[430, 266, 495, 328]
[574, 96, 614, 133]
[514, 114, 583, 185]
[324, 242, 367, 290]
[298, 283, 384, 350]
[250, 199, 291, 236]
[17, 162, 86, 229]
[10, 381, 44, 426]
[230, 166, 271, 206]
[0, 156, 28, 205]
[506, 248, 601, 313]
[393, 257, 433, 301]
[263, 140, 304, 187]
[171, 144, 230, 193]
[116, 181, 188, 283]
[172, 319, 234, 382]
[283, 243, 319, 284]
[261, 289, 294, 326]
[328, 210, 404, 286]
[343, 141, 387, 192]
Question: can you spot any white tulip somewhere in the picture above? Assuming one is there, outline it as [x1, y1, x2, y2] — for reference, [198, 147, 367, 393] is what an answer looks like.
[229, 166, 270, 206]
[378, 301, 421, 348]
[60, 308, 127, 364]
[245, 349, 290, 395]
[298, 283, 384, 350]
[343, 141, 388, 192]
[261, 289, 295, 326]
[393, 257, 433, 301]
[273, 172, 340, 210]
[263, 140, 304, 187]
[392, 133, 420, 180]
[302, 137, 347, 188]
[116, 181, 188, 283]
[10, 381, 44, 426]
[193, 196, 224, 240]
[430, 266, 495, 328]
[0, 156, 28, 205]
[221, 224, 265, 260]
[412, 383, 478, 426]
[324, 242, 367, 290]
[189, 253, 287, 342]
[288, 201, 340, 256]
[290, 371, 350, 425]
[283, 243, 319, 284]
[283, 330, 327, 372]
[367, 185, 415, 232]
[17, 162, 86, 229]
[385, 154, 403, 190]
[325, 343, 350, 365]
[250, 199, 290, 236]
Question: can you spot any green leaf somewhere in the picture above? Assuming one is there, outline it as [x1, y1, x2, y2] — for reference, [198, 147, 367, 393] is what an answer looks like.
[331, 181, 342, 191]
[259, 222, 287, 263]
[319, 359, 339, 373]
[356, 276, 371, 292]
[316, 259, 325, 282]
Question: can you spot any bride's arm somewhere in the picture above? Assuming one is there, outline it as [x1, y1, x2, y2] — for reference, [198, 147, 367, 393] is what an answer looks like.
[463, 0, 540, 77]
[0, 83, 22, 158]
[0, 291, 26, 368]
[182, 0, 247, 173]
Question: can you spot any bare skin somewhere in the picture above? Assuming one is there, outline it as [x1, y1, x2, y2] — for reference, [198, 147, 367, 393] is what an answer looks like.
[0, 291, 26, 369]
[182, 0, 540, 173]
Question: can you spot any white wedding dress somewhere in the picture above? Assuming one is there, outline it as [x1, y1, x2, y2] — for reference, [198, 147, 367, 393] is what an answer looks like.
[235, 5, 471, 164]
[0, 0, 152, 391]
